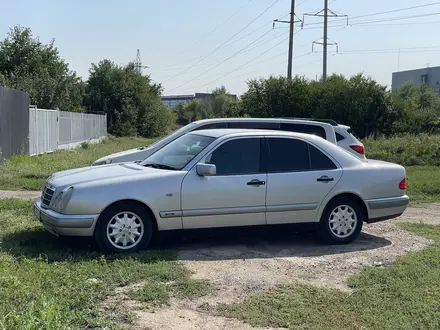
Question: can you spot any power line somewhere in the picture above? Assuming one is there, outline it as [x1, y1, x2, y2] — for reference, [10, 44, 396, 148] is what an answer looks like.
[177, 0, 254, 57]
[200, 36, 289, 88]
[304, 2, 440, 26]
[168, 29, 275, 92]
[301, 12, 440, 30]
[162, 0, 280, 84]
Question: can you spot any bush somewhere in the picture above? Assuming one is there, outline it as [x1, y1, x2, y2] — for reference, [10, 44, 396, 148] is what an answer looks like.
[363, 133, 440, 166]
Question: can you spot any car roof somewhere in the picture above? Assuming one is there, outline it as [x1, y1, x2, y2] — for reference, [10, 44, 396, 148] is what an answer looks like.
[191, 117, 333, 126]
[188, 128, 326, 141]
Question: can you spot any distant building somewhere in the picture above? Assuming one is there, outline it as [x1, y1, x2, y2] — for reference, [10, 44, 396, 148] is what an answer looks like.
[392, 66, 440, 94]
[161, 92, 237, 109]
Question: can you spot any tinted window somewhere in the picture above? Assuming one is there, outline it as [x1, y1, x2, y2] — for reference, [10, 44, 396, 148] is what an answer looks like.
[228, 122, 279, 129]
[267, 138, 310, 172]
[309, 144, 337, 170]
[336, 132, 345, 141]
[279, 123, 327, 139]
[207, 138, 261, 175]
[194, 123, 228, 130]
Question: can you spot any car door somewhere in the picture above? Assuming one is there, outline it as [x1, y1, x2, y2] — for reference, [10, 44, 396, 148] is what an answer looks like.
[265, 136, 342, 224]
[181, 137, 267, 229]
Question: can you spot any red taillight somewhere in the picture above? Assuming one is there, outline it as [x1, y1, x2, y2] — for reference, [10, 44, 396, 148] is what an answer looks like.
[399, 178, 407, 190]
[350, 145, 365, 155]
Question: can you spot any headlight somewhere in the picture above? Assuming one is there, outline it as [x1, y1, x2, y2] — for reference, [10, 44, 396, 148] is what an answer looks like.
[92, 158, 112, 166]
[52, 187, 74, 213]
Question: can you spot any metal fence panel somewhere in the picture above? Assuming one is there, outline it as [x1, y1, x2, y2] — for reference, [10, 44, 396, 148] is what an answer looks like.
[29, 107, 59, 156]
[29, 109, 107, 155]
[0, 86, 30, 162]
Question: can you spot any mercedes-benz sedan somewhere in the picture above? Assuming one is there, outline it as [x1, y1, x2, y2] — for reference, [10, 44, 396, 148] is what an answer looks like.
[34, 129, 408, 253]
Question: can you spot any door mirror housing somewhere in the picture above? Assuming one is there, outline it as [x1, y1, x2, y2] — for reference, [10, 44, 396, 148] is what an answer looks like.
[196, 163, 216, 176]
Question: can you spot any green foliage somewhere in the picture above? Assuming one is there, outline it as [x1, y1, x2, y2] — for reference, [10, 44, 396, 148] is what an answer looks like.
[242, 74, 397, 138]
[241, 74, 440, 139]
[219, 223, 440, 330]
[0, 26, 84, 112]
[174, 86, 241, 124]
[363, 133, 440, 166]
[85, 60, 172, 137]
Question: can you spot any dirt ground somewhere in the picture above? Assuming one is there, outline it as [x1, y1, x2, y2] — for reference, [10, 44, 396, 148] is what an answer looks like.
[1, 191, 438, 329]
[100, 203, 439, 330]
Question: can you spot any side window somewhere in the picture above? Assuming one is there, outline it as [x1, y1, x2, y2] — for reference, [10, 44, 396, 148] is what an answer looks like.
[335, 132, 345, 142]
[228, 122, 279, 129]
[267, 138, 310, 172]
[194, 123, 228, 130]
[309, 144, 337, 170]
[207, 138, 262, 175]
[279, 123, 327, 139]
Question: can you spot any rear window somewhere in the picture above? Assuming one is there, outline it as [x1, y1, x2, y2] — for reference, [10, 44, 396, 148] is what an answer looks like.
[279, 123, 327, 139]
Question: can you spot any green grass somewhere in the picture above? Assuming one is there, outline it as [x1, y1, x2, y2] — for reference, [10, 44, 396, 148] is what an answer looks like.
[406, 166, 440, 203]
[363, 133, 440, 166]
[0, 135, 154, 190]
[0, 199, 210, 329]
[218, 223, 440, 330]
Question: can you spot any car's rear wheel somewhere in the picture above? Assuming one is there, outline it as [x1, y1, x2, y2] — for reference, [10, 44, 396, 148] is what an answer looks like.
[95, 202, 153, 253]
[318, 196, 363, 244]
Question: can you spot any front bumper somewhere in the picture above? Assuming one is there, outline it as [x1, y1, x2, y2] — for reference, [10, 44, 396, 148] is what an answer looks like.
[34, 198, 99, 236]
[365, 195, 409, 223]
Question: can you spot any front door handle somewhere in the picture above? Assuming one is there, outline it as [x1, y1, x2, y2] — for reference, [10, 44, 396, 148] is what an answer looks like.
[247, 179, 266, 186]
[317, 175, 334, 182]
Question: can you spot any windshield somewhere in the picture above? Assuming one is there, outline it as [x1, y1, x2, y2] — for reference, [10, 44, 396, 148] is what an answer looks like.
[146, 123, 198, 150]
[140, 133, 216, 170]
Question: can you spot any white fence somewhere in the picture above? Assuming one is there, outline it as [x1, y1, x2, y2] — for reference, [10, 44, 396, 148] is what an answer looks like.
[29, 106, 107, 156]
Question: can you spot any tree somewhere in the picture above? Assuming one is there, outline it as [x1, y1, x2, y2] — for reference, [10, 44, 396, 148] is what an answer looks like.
[241, 74, 396, 138]
[0, 25, 84, 111]
[85, 60, 174, 137]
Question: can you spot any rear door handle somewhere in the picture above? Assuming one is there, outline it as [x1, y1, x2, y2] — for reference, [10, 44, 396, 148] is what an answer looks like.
[247, 179, 266, 186]
[317, 176, 334, 182]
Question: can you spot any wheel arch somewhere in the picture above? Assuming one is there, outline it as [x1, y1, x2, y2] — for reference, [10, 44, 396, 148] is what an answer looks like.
[319, 192, 369, 222]
[95, 199, 159, 234]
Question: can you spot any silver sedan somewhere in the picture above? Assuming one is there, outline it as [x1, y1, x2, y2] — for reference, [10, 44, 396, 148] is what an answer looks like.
[34, 129, 409, 253]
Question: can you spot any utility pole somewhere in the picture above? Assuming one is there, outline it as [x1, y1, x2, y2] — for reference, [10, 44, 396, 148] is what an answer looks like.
[273, 1, 301, 79]
[303, 2, 348, 82]
[287, 0, 295, 79]
[323, 0, 328, 81]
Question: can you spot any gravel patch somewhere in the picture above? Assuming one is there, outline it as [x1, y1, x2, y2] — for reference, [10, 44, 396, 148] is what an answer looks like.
[0, 190, 40, 200]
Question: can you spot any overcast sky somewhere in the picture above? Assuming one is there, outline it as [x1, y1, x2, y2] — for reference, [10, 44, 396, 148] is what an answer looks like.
[1, 0, 439, 95]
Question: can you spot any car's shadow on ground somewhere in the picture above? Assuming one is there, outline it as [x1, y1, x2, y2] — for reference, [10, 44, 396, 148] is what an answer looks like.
[154, 224, 392, 261]
[0, 224, 391, 262]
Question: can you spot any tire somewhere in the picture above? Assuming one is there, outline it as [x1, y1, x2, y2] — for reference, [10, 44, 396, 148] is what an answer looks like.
[318, 196, 364, 244]
[95, 201, 154, 253]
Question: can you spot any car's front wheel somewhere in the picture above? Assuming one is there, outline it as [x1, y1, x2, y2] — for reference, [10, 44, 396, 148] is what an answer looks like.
[318, 196, 364, 244]
[95, 201, 153, 253]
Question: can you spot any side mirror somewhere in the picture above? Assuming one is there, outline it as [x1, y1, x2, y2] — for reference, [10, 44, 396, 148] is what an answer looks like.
[196, 163, 216, 176]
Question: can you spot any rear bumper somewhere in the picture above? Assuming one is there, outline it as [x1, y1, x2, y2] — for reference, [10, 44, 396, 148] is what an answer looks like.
[365, 195, 409, 223]
[34, 198, 99, 236]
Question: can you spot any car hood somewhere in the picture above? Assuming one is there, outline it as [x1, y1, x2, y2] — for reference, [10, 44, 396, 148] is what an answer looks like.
[93, 146, 157, 164]
[47, 162, 169, 188]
